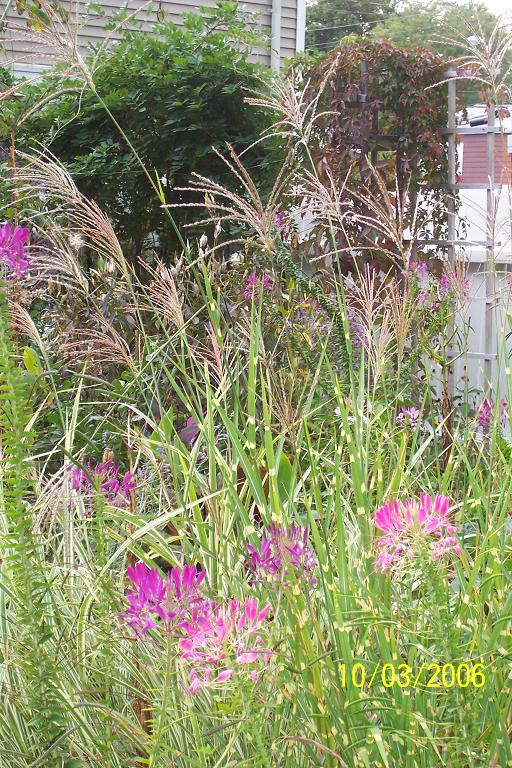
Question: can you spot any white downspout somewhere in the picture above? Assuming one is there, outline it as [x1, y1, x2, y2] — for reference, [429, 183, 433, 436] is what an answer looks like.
[295, 0, 306, 53]
[271, 0, 282, 70]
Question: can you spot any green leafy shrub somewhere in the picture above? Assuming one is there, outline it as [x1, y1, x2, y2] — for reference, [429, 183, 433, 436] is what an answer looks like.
[8, 3, 281, 260]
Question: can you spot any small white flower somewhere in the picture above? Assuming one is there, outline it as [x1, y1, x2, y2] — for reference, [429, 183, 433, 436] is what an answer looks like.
[69, 233, 85, 250]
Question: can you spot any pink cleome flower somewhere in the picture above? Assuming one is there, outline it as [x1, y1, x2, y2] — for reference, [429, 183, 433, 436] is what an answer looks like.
[438, 271, 469, 301]
[179, 597, 273, 693]
[408, 260, 429, 280]
[244, 272, 274, 301]
[120, 562, 208, 637]
[476, 398, 508, 428]
[247, 524, 317, 585]
[374, 494, 461, 573]
[0, 222, 30, 278]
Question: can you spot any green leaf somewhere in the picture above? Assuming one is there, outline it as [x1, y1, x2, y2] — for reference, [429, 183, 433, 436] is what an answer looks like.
[277, 452, 294, 502]
[22, 347, 42, 377]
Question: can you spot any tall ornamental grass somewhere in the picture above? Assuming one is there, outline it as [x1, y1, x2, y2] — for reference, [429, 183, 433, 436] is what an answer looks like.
[0, 251, 509, 766]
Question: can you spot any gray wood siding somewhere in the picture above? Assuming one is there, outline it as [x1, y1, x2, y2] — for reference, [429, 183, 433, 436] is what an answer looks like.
[0, 0, 301, 75]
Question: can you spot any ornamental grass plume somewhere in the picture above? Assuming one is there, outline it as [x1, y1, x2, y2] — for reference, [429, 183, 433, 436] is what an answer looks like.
[374, 494, 460, 573]
[171, 143, 292, 255]
[120, 562, 208, 636]
[247, 524, 317, 585]
[0, 222, 30, 278]
[179, 597, 273, 693]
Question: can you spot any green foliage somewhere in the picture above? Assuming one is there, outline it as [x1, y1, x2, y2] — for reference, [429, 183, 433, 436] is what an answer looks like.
[306, 0, 509, 105]
[306, 0, 397, 52]
[371, 0, 499, 56]
[0, 286, 68, 760]
[370, 0, 510, 103]
[10, 3, 280, 259]
[0, 274, 510, 766]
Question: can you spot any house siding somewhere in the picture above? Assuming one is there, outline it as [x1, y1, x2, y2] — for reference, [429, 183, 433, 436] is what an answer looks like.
[459, 134, 512, 186]
[0, 0, 302, 75]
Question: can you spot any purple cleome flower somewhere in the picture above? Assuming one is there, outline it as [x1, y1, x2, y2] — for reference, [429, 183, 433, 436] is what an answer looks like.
[438, 271, 469, 300]
[102, 470, 136, 506]
[374, 493, 460, 573]
[119, 564, 274, 694]
[121, 563, 168, 634]
[120, 562, 208, 637]
[69, 461, 94, 493]
[477, 398, 492, 428]
[347, 310, 365, 347]
[409, 260, 429, 280]
[438, 274, 451, 299]
[396, 406, 420, 428]
[247, 524, 317, 585]
[0, 222, 30, 278]
[67, 459, 136, 509]
[244, 272, 274, 301]
[274, 211, 286, 230]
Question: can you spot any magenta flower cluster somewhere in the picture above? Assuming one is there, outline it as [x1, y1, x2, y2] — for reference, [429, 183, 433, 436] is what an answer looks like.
[409, 260, 429, 281]
[120, 562, 273, 693]
[247, 524, 317, 585]
[120, 562, 208, 635]
[0, 222, 30, 278]
[374, 493, 460, 573]
[119, 526, 318, 692]
[244, 272, 274, 301]
[438, 272, 469, 300]
[68, 459, 135, 509]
